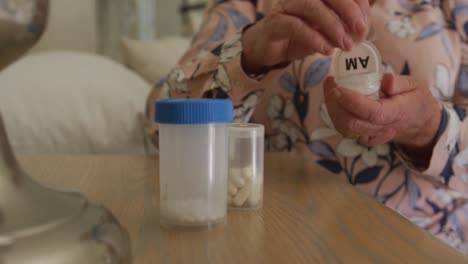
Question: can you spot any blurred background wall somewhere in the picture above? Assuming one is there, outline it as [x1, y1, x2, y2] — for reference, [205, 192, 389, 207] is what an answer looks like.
[0, 0, 207, 155]
[31, 0, 204, 58]
[31, 0, 97, 53]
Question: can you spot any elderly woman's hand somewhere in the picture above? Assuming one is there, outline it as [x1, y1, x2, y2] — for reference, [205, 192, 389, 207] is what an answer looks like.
[323, 74, 441, 152]
[242, 0, 370, 74]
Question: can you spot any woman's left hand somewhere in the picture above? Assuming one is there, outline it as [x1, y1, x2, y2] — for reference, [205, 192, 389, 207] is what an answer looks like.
[323, 73, 441, 151]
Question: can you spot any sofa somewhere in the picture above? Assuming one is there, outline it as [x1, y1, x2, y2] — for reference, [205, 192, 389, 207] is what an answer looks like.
[0, 0, 203, 155]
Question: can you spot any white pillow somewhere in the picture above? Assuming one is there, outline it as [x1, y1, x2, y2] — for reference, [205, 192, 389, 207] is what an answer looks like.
[0, 51, 151, 155]
[121, 36, 190, 84]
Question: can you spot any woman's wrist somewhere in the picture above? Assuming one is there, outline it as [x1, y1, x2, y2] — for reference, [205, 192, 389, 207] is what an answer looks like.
[241, 21, 291, 77]
[395, 100, 441, 168]
[241, 48, 264, 76]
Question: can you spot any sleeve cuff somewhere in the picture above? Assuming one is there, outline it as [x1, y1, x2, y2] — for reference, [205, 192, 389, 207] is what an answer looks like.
[396, 105, 461, 178]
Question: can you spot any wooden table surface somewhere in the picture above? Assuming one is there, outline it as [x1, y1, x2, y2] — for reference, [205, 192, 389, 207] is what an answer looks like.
[19, 154, 467, 264]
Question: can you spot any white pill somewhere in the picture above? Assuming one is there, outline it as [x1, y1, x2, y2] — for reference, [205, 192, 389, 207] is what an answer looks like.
[229, 168, 245, 188]
[195, 213, 207, 222]
[248, 189, 261, 206]
[162, 205, 178, 219]
[179, 201, 190, 211]
[229, 167, 242, 178]
[209, 213, 221, 222]
[217, 210, 226, 220]
[241, 166, 254, 180]
[248, 173, 263, 207]
[228, 183, 238, 196]
[161, 199, 226, 224]
[233, 180, 252, 207]
[185, 216, 197, 223]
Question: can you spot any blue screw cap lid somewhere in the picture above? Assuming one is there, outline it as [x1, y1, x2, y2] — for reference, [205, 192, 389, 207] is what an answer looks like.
[155, 99, 233, 124]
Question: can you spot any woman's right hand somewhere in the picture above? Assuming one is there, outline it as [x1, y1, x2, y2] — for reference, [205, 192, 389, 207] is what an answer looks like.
[242, 0, 370, 74]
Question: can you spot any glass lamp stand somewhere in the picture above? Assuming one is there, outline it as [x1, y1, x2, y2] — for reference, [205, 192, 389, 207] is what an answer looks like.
[0, 1, 131, 263]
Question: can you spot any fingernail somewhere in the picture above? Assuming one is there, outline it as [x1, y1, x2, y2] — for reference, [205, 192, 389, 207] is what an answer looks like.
[322, 44, 334, 55]
[382, 74, 394, 92]
[325, 76, 335, 87]
[342, 35, 353, 51]
[333, 87, 342, 99]
[382, 73, 392, 86]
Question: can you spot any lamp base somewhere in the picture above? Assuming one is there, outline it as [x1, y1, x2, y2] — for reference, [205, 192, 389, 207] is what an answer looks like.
[0, 118, 131, 264]
[0, 1, 131, 262]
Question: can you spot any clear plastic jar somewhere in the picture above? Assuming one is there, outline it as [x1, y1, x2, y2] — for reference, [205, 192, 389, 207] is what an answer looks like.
[155, 99, 233, 229]
[334, 41, 383, 99]
[227, 124, 264, 210]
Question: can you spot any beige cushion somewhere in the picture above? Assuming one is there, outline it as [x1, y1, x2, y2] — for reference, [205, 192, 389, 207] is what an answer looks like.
[0, 51, 151, 154]
[121, 37, 190, 84]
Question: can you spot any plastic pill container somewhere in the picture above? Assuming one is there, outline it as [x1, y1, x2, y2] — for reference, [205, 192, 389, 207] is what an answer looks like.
[334, 41, 383, 99]
[227, 124, 264, 210]
[155, 99, 233, 229]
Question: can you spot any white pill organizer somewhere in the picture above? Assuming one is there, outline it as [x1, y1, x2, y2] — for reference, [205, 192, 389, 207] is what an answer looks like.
[333, 41, 383, 99]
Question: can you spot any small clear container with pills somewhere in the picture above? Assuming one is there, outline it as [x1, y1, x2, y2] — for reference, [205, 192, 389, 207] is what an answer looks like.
[334, 41, 383, 99]
[228, 124, 264, 210]
[155, 99, 233, 229]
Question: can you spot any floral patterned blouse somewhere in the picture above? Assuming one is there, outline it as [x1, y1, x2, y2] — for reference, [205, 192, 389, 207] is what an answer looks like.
[147, 0, 468, 254]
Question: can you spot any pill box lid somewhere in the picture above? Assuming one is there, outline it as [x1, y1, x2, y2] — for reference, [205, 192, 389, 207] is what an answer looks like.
[333, 41, 382, 81]
[229, 123, 264, 138]
[155, 99, 233, 124]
